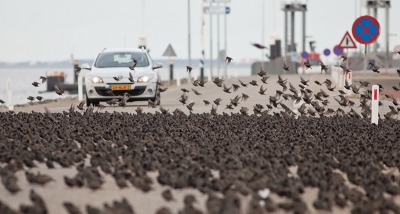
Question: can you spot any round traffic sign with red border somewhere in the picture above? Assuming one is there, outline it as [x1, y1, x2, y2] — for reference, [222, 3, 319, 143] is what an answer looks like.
[352, 15, 380, 45]
[333, 45, 343, 56]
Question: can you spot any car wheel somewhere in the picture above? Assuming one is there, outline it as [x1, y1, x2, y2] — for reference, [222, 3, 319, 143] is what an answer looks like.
[151, 93, 161, 106]
[86, 93, 99, 107]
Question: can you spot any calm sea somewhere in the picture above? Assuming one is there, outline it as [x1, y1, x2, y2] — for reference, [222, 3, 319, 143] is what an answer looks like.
[0, 64, 251, 105]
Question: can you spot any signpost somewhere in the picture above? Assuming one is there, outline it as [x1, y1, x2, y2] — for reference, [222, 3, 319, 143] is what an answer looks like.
[336, 31, 357, 93]
[352, 15, 381, 81]
[203, 1, 231, 80]
[323, 48, 330, 71]
[162, 44, 177, 85]
[371, 85, 380, 125]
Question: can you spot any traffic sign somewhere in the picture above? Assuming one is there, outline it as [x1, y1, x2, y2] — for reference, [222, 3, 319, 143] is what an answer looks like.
[162, 44, 177, 57]
[323, 49, 331, 56]
[301, 51, 308, 59]
[352, 15, 381, 45]
[204, 6, 230, 14]
[333, 45, 343, 56]
[338, 31, 357, 49]
[291, 52, 299, 63]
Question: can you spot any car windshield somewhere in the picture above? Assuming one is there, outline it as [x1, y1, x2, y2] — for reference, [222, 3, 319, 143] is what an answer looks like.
[94, 52, 149, 68]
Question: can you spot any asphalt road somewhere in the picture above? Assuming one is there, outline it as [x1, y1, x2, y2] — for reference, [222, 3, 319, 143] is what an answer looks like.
[6, 73, 395, 118]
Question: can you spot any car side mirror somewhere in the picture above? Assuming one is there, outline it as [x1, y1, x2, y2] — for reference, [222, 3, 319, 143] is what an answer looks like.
[152, 62, 163, 70]
[81, 63, 91, 70]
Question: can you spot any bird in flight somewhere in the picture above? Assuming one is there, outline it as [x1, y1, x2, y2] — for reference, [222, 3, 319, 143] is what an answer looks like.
[54, 86, 65, 96]
[75, 66, 81, 75]
[128, 72, 135, 83]
[340, 55, 348, 62]
[186, 66, 193, 73]
[113, 76, 123, 81]
[129, 58, 137, 70]
[283, 61, 290, 71]
[225, 56, 233, 64]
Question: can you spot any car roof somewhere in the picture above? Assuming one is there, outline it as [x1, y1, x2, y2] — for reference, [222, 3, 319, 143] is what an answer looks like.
[101, 48, 147, 53]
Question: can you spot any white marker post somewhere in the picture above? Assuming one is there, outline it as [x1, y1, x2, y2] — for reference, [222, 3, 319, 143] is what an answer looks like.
[78, 77, 83, 101]
[7, 79, 13, 111]
[177, 71, 181, 87]
[371, 85, 379, 125]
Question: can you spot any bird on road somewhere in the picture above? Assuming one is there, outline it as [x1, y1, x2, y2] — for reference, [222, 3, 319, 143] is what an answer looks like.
[27, 96, 35, 102]
[32, 82, 40, 87]
[36, 96, 43, 101]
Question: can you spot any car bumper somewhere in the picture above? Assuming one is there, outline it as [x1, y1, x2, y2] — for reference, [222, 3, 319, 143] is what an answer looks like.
[85, 81, 157, 102]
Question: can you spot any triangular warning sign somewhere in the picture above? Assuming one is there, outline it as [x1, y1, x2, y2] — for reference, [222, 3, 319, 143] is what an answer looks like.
[162, 44, 177, 57]
[338, 31, 357, 49]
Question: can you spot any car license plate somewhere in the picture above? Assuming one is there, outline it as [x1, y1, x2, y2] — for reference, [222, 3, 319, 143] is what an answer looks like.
[112, 85, 131, 90]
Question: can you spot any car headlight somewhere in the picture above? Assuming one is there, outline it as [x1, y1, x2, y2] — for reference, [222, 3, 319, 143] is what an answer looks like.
[92, 77, 104, 83]
[87, 75, 104, 83]
[137, 74, 155, 83]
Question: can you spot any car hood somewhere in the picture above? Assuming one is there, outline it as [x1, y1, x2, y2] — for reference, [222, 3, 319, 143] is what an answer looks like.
[90, 66, 154, 77]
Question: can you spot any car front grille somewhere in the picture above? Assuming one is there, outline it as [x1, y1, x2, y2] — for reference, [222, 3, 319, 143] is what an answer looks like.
[94, 86, 146, 96]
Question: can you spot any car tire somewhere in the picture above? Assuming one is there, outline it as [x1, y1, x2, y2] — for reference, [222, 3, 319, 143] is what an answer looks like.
[151, 92, 161, 106]
[86, 93, 99, 107]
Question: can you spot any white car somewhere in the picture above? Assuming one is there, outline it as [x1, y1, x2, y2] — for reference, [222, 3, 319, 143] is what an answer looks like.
[82, 48, 163, 107]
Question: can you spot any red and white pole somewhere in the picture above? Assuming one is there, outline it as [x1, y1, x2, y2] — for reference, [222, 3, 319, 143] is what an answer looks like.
[371, 85, 379, 125]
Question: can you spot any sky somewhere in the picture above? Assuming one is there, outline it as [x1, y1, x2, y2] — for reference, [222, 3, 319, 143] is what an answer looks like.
[0, 0, 399, 63]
